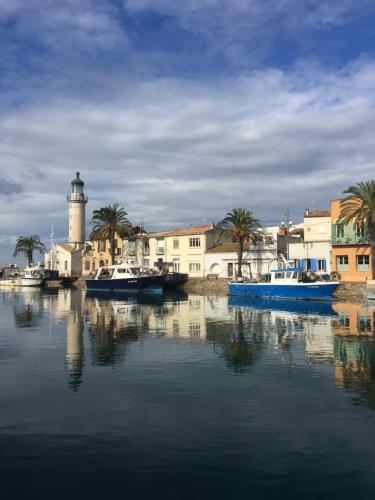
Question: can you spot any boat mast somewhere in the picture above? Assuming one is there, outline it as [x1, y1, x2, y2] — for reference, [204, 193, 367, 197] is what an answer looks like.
[50, 224, 55, 270]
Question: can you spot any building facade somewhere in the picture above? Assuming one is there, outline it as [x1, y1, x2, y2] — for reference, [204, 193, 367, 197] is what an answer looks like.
[331, 199, 371, 282]
[205, 238, 278, 279]
[288, 209, 332, 274]
[82, 235, 124, 276]
[122, 224, 225, 278]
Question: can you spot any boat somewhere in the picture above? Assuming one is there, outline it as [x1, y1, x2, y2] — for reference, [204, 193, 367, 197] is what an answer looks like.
[228, 259, 339, 301]
[0, 265, 20, 286]
[18, 264, 46, 287]
[85, 262, 164, 292]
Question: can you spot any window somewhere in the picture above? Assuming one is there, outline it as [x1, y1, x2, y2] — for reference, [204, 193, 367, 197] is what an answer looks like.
[189, 237, 201, 248]
[189, 262, 201, 272]
[173, 320, 179, 335]
[356, 255, 369, 271]
[173, 258, 180, 272]
[129, 240, 136, 255]
[64, 260, 68, 271]
[357, 313, 371, 332]
[143, 259, 150, 268]
[98, 240, 106, 252]
[336, 225, 344, 238]
[99, 259, 105, 267]
[337, 255, 348, 272]
[338, 312, 350, 328]
[189, 299, 201, 311]
[92, 261, 96, 271]
[156, 238, 164, 254]
[144, 239, 150, 254]
[189, 321, 201, 337]
[227, 263, 234, 278]
[355, 223, 365, 238]
[84, 261, 90, 271]
[318, 259, 325, 271]
[173, 238, 179, 249]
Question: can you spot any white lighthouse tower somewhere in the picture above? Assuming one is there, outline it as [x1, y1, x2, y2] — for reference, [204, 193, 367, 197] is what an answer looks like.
[68, 172, 87, 248]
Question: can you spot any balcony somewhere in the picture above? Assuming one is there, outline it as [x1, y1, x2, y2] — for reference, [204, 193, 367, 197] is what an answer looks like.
[331, 224, 369, 245]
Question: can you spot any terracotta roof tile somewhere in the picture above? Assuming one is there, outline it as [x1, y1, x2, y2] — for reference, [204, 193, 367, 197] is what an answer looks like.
[147, 225, 213, 238]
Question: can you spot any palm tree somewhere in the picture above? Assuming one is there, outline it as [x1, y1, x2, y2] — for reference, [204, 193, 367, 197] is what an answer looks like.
[339, 181, 375, 279]
[13, 235, 46, 265]
[90, 203, 132, 265]
[217, 208, 263, 278]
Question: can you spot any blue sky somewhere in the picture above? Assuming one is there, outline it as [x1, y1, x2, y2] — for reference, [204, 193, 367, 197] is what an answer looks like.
[1, 0, 375, 260]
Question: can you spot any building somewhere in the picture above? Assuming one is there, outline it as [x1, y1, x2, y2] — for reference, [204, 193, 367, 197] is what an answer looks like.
[288, 209, 332, 274]
[45, 243, 83, 276]
[82, 234, 124, 276]
[331, 199, 371, 282]
[122, 224, 225, 278]
[45, 172, 87, 276]
[205, 232, 278, 279]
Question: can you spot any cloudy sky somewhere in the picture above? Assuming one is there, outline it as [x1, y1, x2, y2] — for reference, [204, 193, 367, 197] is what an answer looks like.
[1, 0, 375, 260]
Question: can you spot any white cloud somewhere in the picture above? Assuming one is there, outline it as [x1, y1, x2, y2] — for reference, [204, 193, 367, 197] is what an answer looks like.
[1, 60, 375, 259]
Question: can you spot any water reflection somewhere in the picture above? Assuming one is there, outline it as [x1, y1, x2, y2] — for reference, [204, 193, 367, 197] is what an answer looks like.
[3, 288, 375, 408]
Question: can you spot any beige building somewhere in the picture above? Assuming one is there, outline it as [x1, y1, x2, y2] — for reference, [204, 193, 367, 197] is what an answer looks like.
[122, 224, 225, 278]
[82, 235, 124, 276]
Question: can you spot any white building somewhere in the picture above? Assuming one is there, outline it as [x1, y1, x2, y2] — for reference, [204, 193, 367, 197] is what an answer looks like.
[288, 209, 332, 274]
[205, 237, 278, 280]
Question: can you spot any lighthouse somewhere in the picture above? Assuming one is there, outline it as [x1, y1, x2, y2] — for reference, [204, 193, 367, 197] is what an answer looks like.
[67, 172, 87, 248]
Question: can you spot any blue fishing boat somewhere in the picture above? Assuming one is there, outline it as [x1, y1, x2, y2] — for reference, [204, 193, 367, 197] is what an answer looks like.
[228, 266, 339, 301]
[86, 262, 163, 292]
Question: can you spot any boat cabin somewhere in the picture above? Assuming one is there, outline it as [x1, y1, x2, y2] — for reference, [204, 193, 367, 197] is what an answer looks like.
[267, 267, 303, 284]
[95, 263, 144, 280]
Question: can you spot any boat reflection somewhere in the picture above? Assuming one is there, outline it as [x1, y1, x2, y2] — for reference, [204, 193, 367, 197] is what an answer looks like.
[4, 287, 375, 406]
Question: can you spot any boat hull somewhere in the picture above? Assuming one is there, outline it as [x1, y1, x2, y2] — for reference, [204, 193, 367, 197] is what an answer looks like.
[86, 275, 163, 292]
[18, 278, 45, 287]
[228, 282, 339, 300]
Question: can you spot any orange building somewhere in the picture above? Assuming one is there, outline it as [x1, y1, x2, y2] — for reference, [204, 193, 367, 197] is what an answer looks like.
[330, 199, 372, 282]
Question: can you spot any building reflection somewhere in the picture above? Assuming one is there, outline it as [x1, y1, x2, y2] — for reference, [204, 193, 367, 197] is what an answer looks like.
[66, 290, 85, 392]
[9, 286, 375, 404]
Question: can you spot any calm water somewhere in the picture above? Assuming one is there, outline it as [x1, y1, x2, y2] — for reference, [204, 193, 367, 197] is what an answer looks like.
[1, 288, 375, 500]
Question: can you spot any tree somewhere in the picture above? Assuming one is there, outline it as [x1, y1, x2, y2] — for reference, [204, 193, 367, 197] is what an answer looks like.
[90, 203, 132, 265]
[13, 235, 46, 265]
[339, 181, 375, 279]
[217, 208, 263, 278]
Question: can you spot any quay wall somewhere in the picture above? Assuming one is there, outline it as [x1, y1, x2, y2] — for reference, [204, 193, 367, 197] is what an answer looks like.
[62, 277, 373, 302]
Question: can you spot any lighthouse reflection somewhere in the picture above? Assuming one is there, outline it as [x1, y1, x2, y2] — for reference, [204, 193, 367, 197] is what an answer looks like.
[16, 288, 375, 406]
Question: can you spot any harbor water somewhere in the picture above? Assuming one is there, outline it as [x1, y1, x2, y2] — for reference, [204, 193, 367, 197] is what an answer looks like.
[1, 288, 375, 499]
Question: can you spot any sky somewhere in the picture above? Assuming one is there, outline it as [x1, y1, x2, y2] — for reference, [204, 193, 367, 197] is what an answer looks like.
[1, 0, 375, 261]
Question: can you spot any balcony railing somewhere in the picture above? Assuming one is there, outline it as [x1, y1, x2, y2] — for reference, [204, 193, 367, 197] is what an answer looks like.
[331, 235, 369, 245]
[331, 224, 369, 245]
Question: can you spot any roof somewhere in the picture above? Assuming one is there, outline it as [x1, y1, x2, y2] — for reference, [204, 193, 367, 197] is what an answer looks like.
[304, 209, 331, 218]
[55, 243, 80, 253]
[207, 241, 274, 253]
[71, 171, 84, 186]
[147, 224, 213, 238]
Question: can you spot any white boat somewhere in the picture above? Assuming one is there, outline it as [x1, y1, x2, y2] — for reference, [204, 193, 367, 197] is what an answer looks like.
[18, 264, 46, 287]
